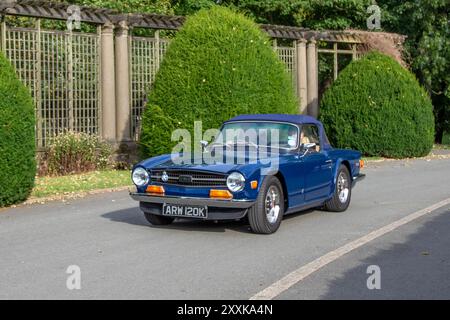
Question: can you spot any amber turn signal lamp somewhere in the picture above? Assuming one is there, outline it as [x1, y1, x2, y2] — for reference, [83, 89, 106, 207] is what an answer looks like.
[209, 189, 233, 200]
[250, 180, 258, 189]
[146, 185, 165, 195]
[359, 159, 365, 169]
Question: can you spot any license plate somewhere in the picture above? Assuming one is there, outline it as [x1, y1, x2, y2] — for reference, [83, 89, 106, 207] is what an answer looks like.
[162, 204, 208, 219]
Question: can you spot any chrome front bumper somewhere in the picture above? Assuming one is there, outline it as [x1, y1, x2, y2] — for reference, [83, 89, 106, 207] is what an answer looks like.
[129, 193, 255, 209]
[352, 173, 366, 187]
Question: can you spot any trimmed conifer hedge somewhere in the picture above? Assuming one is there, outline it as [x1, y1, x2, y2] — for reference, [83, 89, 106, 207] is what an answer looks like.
[0, 53, 36, 206]
[139, 6, 298, 157]
[320, 52, 434, 158]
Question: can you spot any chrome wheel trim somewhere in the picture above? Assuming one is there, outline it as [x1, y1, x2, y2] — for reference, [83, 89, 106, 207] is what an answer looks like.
[337, 171, 349, 203]
[265, 185, 281, 224]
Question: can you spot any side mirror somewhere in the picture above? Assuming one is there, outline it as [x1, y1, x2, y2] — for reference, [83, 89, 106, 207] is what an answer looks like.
[200, 140, 209, 152]
[301, 142, 316, 155]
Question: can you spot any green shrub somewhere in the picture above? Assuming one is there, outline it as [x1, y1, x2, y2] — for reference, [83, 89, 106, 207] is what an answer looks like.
[0, 52, 36, 207]
[39, 131, 112, 176]
[139, 6, 298, 157]
[319, 52, 435, 158]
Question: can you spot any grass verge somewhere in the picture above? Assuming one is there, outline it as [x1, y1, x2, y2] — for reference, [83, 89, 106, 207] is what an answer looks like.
[31, 170, 132, 198]
[362, 156, 384, 162]
[434, 144, 450, 150]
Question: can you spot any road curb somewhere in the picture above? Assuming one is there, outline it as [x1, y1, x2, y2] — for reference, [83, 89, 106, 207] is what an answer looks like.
[3, 185, 134, 210]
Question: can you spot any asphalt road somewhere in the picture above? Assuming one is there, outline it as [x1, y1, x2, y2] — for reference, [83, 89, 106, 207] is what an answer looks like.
[0, 158, 449, 300]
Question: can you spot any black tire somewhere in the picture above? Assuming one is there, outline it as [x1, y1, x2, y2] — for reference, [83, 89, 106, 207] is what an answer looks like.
[248, 176, 284, 234]
[324, 165, 352, 212]
[143, 212, 175, 226]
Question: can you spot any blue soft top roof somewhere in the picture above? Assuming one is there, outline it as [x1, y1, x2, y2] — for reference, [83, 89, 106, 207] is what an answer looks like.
[225, 114, 321, 125]
[224, 114, 332, 150]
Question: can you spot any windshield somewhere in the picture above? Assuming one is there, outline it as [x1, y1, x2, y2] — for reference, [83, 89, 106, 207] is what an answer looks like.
[211, 121, 299, 150]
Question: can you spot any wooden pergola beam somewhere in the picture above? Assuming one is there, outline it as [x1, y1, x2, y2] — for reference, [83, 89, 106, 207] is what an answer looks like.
[0, 0, 113, 24]
[0, 0, 406, 44]
[112, 13, 185, 30]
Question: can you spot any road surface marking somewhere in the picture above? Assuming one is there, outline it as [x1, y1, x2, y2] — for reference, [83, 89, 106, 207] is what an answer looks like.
[250, 197, 450, 300]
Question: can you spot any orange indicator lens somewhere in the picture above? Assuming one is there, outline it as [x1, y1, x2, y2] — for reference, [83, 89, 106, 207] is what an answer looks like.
[146, 185, 165, 195]
[209, 189, 233, 200]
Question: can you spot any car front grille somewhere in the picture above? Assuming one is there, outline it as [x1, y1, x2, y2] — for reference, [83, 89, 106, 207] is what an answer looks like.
[149, 169, 227, 187]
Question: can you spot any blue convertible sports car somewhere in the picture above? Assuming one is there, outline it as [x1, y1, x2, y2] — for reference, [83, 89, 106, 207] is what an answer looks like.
[130, 114, 365, 234]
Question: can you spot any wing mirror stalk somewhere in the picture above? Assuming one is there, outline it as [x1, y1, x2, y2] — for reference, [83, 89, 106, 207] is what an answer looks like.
[200, 140, 209, 152]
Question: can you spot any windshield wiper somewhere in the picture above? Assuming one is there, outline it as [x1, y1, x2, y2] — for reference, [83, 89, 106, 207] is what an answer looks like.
[233, 140, 259, 149]
[208, 140, 260, 150]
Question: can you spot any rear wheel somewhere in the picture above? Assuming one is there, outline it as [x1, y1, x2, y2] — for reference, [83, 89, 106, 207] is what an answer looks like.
[143, 212, 175, 226]
[248, 176, 284, 234]
[324, 165, 351, 212]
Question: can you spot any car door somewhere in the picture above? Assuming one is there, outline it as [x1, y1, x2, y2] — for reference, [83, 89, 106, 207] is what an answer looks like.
[301, 124, 333, 202]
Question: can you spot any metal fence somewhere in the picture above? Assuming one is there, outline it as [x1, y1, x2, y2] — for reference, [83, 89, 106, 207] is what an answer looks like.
[276, 45, 297, 93]
[129, 34, 169, 140]
[1, 22, 100, 148]
[1, 20, 298, 145]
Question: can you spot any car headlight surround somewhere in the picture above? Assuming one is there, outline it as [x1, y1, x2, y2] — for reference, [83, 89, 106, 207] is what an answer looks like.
[227, 172, 246, 192]
[132, 167, 149, 187]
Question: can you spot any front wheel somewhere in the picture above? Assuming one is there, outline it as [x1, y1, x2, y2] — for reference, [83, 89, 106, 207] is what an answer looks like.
[324, 165, 352, 212]
[248, 176, 284, 234]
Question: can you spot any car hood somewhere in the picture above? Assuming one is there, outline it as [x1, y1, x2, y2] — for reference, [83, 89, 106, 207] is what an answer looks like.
[152, 156, 243, 174]
[138, 151, 283, 176]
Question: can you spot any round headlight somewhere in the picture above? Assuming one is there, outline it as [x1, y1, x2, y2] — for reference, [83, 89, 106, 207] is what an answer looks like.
[227, 172, 245, 192]
[132, 167, 149, 186]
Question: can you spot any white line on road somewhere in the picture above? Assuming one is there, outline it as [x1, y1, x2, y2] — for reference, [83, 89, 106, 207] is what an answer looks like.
[250, 197, 450, 300]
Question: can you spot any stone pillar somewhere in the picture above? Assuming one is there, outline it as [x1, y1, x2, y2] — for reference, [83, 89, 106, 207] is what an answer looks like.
[100, 22, 116, 142]
[115, 20, 131, 142]
[306, 39, 319, 118]
[296, 39, 308, 114]
[0, 19, 6, 53]
[352, 43, 358, 60]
